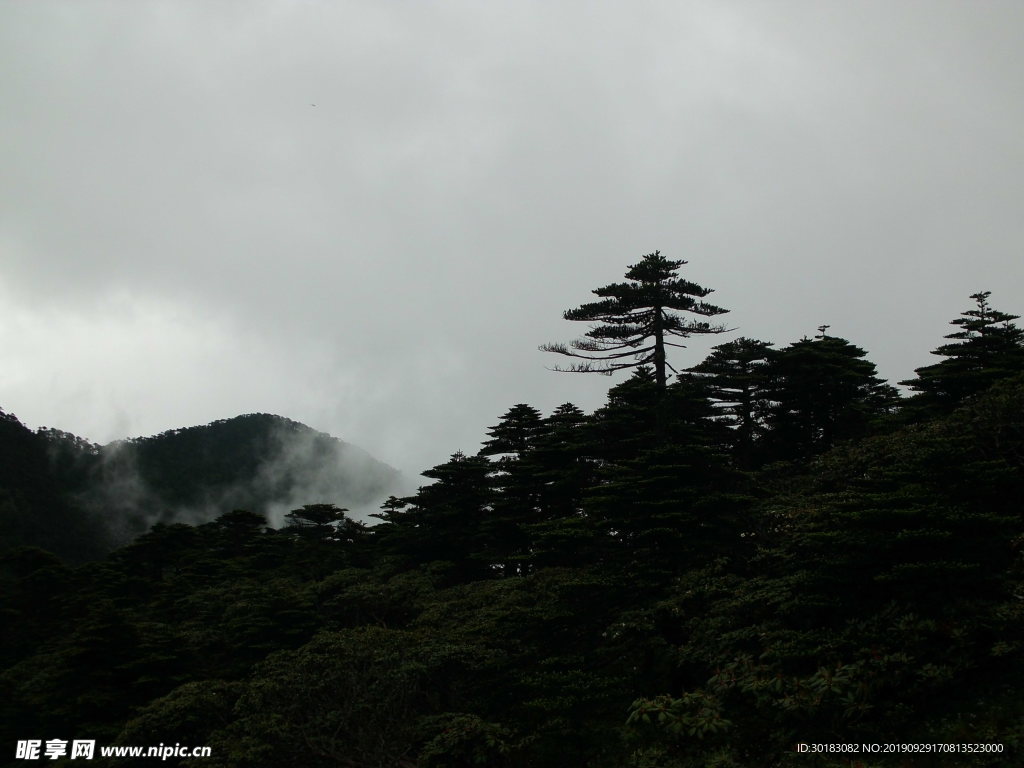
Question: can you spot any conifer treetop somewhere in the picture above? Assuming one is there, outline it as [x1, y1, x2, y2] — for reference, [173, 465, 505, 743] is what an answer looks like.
[901, 291, 1024, 411]
[541, 251, 729, 387]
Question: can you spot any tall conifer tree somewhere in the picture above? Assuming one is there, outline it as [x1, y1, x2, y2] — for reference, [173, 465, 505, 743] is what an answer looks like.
[761, 334, 899, 462]
[526, 403, 593, 522]
[477, 404, 545, 575]
[372, 452, 495, 582]
[541, 251, 728, 388]
[687, 337, 774, 468]
[901, 291, 1024, 415]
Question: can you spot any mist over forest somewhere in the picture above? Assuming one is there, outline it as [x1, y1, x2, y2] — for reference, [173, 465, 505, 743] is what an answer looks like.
[2, 252, 1022, 767]
[3, 2, 1024, 765]
[1, 412, 404, 561]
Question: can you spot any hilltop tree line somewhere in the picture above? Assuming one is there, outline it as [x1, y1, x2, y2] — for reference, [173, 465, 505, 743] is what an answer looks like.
[0, 414, 399, 561]
[1, 252, 1023, 767]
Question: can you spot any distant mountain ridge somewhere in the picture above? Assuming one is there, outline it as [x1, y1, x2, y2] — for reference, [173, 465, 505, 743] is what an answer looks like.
[0, 410, 403, 561]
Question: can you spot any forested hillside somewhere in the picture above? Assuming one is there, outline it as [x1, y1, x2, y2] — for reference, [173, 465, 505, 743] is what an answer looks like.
[0, 413, 401, 560]
[1, 255, 1022, 767]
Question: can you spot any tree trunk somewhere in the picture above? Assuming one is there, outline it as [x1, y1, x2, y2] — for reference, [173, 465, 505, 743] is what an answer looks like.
[653, 305, 666, 388]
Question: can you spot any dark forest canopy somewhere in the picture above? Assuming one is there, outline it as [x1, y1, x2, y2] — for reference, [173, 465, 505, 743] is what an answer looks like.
[2, 261, 1023, 767]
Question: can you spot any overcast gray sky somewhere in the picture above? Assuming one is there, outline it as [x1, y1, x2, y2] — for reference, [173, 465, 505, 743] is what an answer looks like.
[2, 0, 1023, 476]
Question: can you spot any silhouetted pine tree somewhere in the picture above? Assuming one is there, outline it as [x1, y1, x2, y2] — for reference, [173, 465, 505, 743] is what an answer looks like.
[373, 452, 496, 583]
[478, 404, 545, 575]
[541, 251, 729, 388]
[479, 404, 544, 458]
[686, 336, 774, 468]
[901, 291, 1024, 416]
[760, 333, 900, 462]
[521, 403, 602, 569]
[527, 403, 595, 521]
